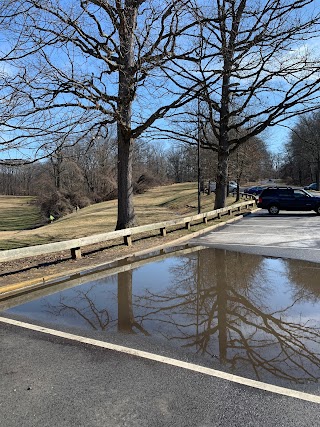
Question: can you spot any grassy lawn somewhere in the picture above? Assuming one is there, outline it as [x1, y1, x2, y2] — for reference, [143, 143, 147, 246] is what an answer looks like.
[0, 196, 43, 232]
[0, 183, 239, 250]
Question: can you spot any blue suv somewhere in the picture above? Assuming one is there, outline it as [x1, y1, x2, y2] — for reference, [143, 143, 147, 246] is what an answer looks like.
[257, 187, 320, 215]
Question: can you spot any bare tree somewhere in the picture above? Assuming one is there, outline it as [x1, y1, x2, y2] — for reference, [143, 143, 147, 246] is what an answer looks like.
[229, 136, 272, 200]
[0, 1, 198, 228]
[161, 0, 320, 208]
[284, 111, 320, 188]
[2, 1, 320, 216]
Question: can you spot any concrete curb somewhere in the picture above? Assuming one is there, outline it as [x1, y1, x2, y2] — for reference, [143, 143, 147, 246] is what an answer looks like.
[0, 209, 258, 299]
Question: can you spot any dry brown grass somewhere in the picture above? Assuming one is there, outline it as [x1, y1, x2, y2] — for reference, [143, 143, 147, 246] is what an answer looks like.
[0, 182, 237, 249]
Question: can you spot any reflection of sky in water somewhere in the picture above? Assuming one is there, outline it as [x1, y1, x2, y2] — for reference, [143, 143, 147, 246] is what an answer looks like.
[7, 253, 320, 328]
[258, 258, 320, 321]
[6, 249, 320, 384]
[7, 258, 179, 330]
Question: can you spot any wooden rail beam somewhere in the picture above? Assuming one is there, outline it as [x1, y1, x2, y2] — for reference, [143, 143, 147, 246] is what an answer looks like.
[0, 200, 256, 263]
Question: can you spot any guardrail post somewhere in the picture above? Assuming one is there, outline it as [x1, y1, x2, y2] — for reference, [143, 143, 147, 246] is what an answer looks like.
[0, 199, 254, 263]
[71, 247, 82, 259]
[160, 227, 166, 237]
[124, 235, 132, 246]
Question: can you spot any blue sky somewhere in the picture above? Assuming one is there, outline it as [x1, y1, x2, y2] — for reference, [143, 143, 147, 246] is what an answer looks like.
[1, 1, 320, 162]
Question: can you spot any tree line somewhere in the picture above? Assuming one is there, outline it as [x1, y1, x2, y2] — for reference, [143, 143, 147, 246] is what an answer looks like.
[1, 1, 320, 228]
[279, 111, 320, 189]
[0, 134, 272, 220]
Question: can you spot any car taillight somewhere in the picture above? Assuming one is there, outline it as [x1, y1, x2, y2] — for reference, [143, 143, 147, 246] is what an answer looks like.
[258, 197, 262, 203]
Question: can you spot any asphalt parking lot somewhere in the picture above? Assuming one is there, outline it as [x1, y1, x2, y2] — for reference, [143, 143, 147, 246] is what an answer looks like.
[1, 315, 320, 427]
[1, 210, 320, 426]
[191, 210, 320, 263]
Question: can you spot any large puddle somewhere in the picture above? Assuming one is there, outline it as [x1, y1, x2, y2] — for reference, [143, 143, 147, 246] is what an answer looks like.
[4, 248, 320, 385]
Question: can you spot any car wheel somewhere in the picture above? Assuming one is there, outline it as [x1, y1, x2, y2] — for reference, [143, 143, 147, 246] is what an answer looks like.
[316, 206, 320, 215]
[268, 204, 279, 215]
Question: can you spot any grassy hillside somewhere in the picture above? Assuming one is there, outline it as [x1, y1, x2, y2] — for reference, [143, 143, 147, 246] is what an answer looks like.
[0, 183, 238, 250]
[0, 196, 42, 232]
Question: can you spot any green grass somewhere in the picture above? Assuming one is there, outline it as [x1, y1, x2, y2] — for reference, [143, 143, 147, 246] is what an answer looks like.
[0, 196, 43, 231]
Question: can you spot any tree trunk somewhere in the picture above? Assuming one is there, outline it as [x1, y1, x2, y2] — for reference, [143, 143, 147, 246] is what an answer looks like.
[115, 1, 138, 230]
[116, 130, 136, 229]
[236, 180, 240, 202]
[317, 155, 320, 191]
[215, 72, 230, 209]
[214, 25, 232, 210]
[216, 250, 228, 363]
[118, 270, 134, 332]
[214, 146, 229, 209]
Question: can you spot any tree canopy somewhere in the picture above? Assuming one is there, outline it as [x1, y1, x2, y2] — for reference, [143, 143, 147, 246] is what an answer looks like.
[1, 0, 320, 224]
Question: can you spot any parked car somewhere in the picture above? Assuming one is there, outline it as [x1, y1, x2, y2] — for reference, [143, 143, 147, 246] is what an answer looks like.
[245, 186, 265, 195]
[208, 181, 237, 193]
[208, 181, 216, 192]
[304, 183, 319, 191]
[257, 186, 320, 215]
[228, 181, 238, 192]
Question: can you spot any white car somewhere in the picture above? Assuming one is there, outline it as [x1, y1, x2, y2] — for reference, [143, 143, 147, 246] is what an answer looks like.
[209, 181, 237, 192]
[229, 181, 238, 191]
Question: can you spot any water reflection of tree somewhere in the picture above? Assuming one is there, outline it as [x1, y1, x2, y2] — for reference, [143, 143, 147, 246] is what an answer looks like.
[285, 259, 320, 303]
[45, 248, 320, 383]
[46, 285, 113, 330]
[133, 249, 320, 383]
[46, 272, 149, 335]
[117, 270, 149, 335]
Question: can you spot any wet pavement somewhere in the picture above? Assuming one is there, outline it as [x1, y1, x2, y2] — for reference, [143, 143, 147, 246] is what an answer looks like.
[190, 210, 320, 263]
[2, 211, 320, 425]
[3, 247, 320, 391]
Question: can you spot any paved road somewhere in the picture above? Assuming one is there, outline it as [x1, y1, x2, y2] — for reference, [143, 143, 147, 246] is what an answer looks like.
[191, 210, 320, 263]
[1, 319, 320, 427]
[1, 210, 320, 426]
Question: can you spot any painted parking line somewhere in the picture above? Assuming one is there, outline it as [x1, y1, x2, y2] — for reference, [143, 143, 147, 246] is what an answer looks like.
[1, 316, 320, 405]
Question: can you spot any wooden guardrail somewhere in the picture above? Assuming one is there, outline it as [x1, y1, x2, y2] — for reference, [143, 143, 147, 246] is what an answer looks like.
[0, 199, 256, 263]
[231, 190, 257, 200]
